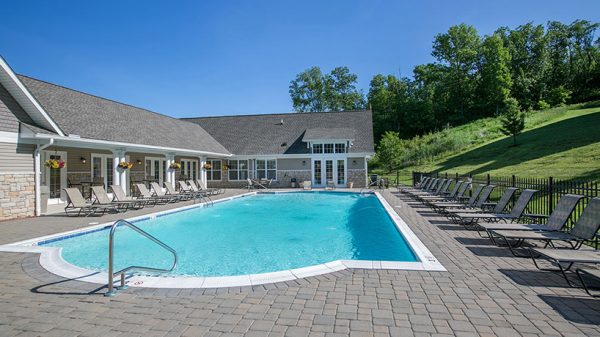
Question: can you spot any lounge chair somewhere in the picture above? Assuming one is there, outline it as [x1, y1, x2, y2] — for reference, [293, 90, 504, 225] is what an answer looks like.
[479, 194, 583, 235]
[429, 184, 484, 213]
[194, 179, 221, 195]
[444, 184, 496, 217]
[110, 184, 150, 208]
[187, 180, 213, 202]
[451, 189, 537, 228]
[492, 197, 600, 257]
[63, 188, 118, 216]
[576, 268, 600, 296]
[447, 187, 516, 226]
[419, 181, 463, 202]
[91, 186, 138, 211]
[411, 179, 450, 200]
[135, 183, 171, 204]
[156, 182, 185, 201]
[326, 180, 336, 190]
[528, 249, 600, 288]
[398, 177, 430, 193]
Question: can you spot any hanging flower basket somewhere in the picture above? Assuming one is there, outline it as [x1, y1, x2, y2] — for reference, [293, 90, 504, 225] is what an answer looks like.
[169, 162, 181, 170]
[202, 163, 212, 170]
[44, 159, 65, 169]
[118, 161, 134, 170]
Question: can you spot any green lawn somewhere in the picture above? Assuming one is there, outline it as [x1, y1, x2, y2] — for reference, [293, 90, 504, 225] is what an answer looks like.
[377, 101, 600, 184]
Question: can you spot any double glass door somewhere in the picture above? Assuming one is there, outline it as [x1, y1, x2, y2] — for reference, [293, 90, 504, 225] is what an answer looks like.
[91, 154, 114, 190]
[312, 158, 346, 187]
[145, 157, 166, 186]
[42, 150, 67, 202]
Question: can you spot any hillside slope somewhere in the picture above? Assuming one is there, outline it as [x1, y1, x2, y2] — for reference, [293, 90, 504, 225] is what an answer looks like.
[394, 102, 600, 182]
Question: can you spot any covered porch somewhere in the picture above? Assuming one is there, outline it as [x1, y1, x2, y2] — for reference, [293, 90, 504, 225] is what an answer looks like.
[27, 134, 229, 216]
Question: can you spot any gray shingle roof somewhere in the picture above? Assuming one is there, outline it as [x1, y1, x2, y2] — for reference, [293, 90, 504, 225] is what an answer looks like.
[303, 128, 356, 142]
[17, 75, 230, 155]
[184, 110, 374, 156]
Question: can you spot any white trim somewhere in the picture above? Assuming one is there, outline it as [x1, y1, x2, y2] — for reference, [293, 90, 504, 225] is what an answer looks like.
[218, 153, 374, 160]
[0, 171, 35, 175]
[0, 57, 64, 136]
[0, 131, 19, 143]
[0, 190, 444, 289]
[26, 133, 231, 157]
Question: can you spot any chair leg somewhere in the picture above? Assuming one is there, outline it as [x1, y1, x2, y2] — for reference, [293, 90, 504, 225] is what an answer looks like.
[576, 269, 600, 297]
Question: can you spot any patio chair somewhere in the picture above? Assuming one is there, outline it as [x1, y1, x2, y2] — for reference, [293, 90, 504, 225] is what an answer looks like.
[429, 184, 485, 213]
[447, 187, 516, 226]
[303, 181, 312, 190]
[326, 180, 336, 190]
[135, 183, 171, 204]
[451, 189, 537, 228]
[398, 177, 430, 193]
[91, 185, 138, 211]
[195, 179, 222, 195]
[111, 184, 149, 208]
[491, 197, 600, 257]
[527, 248, 600, 289]
[166, 181, 193, 200]
[63, 188, 118, 217]
[478, 194, 583, 235]
[410, 179, 449, 198]
[154, 182, 184, 202]
[187, 180, 213, 202]
[419, 181, 464, 203]
[576, 268, 600, 296]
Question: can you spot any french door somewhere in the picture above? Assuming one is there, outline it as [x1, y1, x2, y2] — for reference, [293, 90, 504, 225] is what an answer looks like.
[312, 158, 346, 187]
[91, 154, 114, 190]
[42, 150, 67, 203]
[180, 159, 198, 181]
[145, 157, 166, 186]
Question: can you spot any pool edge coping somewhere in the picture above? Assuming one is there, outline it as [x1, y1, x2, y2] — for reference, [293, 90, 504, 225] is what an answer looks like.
[0, 190, 446, 289]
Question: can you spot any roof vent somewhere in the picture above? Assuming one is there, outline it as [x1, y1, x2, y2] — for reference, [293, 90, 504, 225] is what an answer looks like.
[281, 142, 287, 147]
[279, 119, 284, 125]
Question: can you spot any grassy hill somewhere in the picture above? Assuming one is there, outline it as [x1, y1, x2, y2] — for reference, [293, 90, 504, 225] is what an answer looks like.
[380, 101, 600, 183]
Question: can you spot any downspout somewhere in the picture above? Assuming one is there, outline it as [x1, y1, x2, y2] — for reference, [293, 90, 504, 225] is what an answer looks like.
[34, 138, 54, 216]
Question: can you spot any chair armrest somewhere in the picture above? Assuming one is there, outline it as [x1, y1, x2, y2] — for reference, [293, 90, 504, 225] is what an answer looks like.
[523, 213, 549, 224]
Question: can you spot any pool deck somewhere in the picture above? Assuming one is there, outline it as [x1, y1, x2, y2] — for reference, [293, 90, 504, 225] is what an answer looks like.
[1, 189, 599, 336]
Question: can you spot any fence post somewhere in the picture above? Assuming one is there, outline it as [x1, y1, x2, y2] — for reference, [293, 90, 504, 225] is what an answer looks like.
[487, 174, 490, 186]
[548, 176, 554, 215]
[456, 173, 459, 180]
[512, 174, 516, 187]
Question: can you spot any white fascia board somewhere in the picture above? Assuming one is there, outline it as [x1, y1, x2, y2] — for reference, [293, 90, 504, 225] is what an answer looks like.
[0, 57, 65, 136]
[27, 133, 232, 157]
[220, 153, 374, 160]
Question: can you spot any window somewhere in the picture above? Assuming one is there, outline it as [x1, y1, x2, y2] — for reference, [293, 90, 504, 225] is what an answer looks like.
[256, 159, 277, 180]
[228, 159, 248, 181]
[312, 144, 323, 154]
[207, 159, 221, 181]
[312, 143, 347, 154]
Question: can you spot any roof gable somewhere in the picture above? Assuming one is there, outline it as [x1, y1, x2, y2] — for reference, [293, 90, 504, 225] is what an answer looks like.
[185, 111, 374, 156]
[17, 75, 230, 155]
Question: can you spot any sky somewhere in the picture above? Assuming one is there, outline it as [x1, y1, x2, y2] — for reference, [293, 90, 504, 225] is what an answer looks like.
[1, 0, 598, 118]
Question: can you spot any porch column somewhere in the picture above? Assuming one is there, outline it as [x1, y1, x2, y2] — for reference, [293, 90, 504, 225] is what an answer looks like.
[165, 154, 175, 188]
[118, 150, 128, 195]
[112, 149, 122, 188]
[199, 156, 207, 186]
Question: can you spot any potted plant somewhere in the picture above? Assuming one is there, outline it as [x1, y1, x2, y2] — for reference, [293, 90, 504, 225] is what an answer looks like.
[202, 162, 212, 170]
[169, 162, 181, 170]
[44, 159, 65, 169]
[118, 161, 133, 170]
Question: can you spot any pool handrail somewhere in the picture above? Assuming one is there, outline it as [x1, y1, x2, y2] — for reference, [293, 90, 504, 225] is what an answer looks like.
[105, 219, 178, 297]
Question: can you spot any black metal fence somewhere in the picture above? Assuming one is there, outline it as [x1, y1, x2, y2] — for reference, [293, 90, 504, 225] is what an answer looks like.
[412, 171, 600, 231]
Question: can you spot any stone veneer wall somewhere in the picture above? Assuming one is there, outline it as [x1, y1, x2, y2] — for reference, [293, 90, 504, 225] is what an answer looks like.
[347, 169, 367, 188]
[0, 173, 35, 220]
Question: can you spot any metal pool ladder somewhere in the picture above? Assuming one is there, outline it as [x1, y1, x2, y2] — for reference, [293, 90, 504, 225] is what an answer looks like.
[105, 219, 178, 297]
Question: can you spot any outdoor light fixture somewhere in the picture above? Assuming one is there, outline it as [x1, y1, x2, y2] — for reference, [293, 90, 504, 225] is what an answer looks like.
[80, 157, 86, 164]
[302, 160, 306, 165]
[353, 160, 357, 164]
[137, 159, 143, 165]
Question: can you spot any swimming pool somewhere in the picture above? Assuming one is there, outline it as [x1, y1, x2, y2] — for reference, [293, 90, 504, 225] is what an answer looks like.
[4, 191, 444, 288]
[44, 192, 417, 276]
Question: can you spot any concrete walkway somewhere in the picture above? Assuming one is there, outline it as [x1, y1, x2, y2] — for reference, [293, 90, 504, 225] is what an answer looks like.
[0, 189, 599, 336]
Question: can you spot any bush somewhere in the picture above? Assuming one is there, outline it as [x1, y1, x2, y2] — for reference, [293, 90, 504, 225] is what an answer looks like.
[537, 100, 551, 110]
[546, 86, 572, 107]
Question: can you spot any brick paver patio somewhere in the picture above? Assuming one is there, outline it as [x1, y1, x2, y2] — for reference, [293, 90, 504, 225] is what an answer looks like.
[0, 189, 599, 336]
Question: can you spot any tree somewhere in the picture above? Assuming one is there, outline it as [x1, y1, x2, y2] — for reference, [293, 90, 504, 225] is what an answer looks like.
[499, 98, 526, 146]
[375, 131, 405, 182]
[478, 33, 512, 116]
[289, 66, 365, 112]
[432, 24, 481, 120]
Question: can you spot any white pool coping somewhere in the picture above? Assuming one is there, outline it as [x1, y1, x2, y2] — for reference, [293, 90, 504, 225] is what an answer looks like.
[0, 190, 445, 289]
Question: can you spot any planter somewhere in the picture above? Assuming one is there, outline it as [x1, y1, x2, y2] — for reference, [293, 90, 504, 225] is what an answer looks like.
[347, 182, 354, 188]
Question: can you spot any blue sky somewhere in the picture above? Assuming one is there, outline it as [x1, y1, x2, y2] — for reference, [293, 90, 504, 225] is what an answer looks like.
[1, 1, 598, 117]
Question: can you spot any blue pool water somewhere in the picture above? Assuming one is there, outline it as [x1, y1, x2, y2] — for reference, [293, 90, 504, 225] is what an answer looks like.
[43, 192, 417, 276]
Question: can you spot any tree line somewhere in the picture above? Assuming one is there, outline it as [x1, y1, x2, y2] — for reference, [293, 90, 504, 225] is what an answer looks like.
[289, 20, 600, 144]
